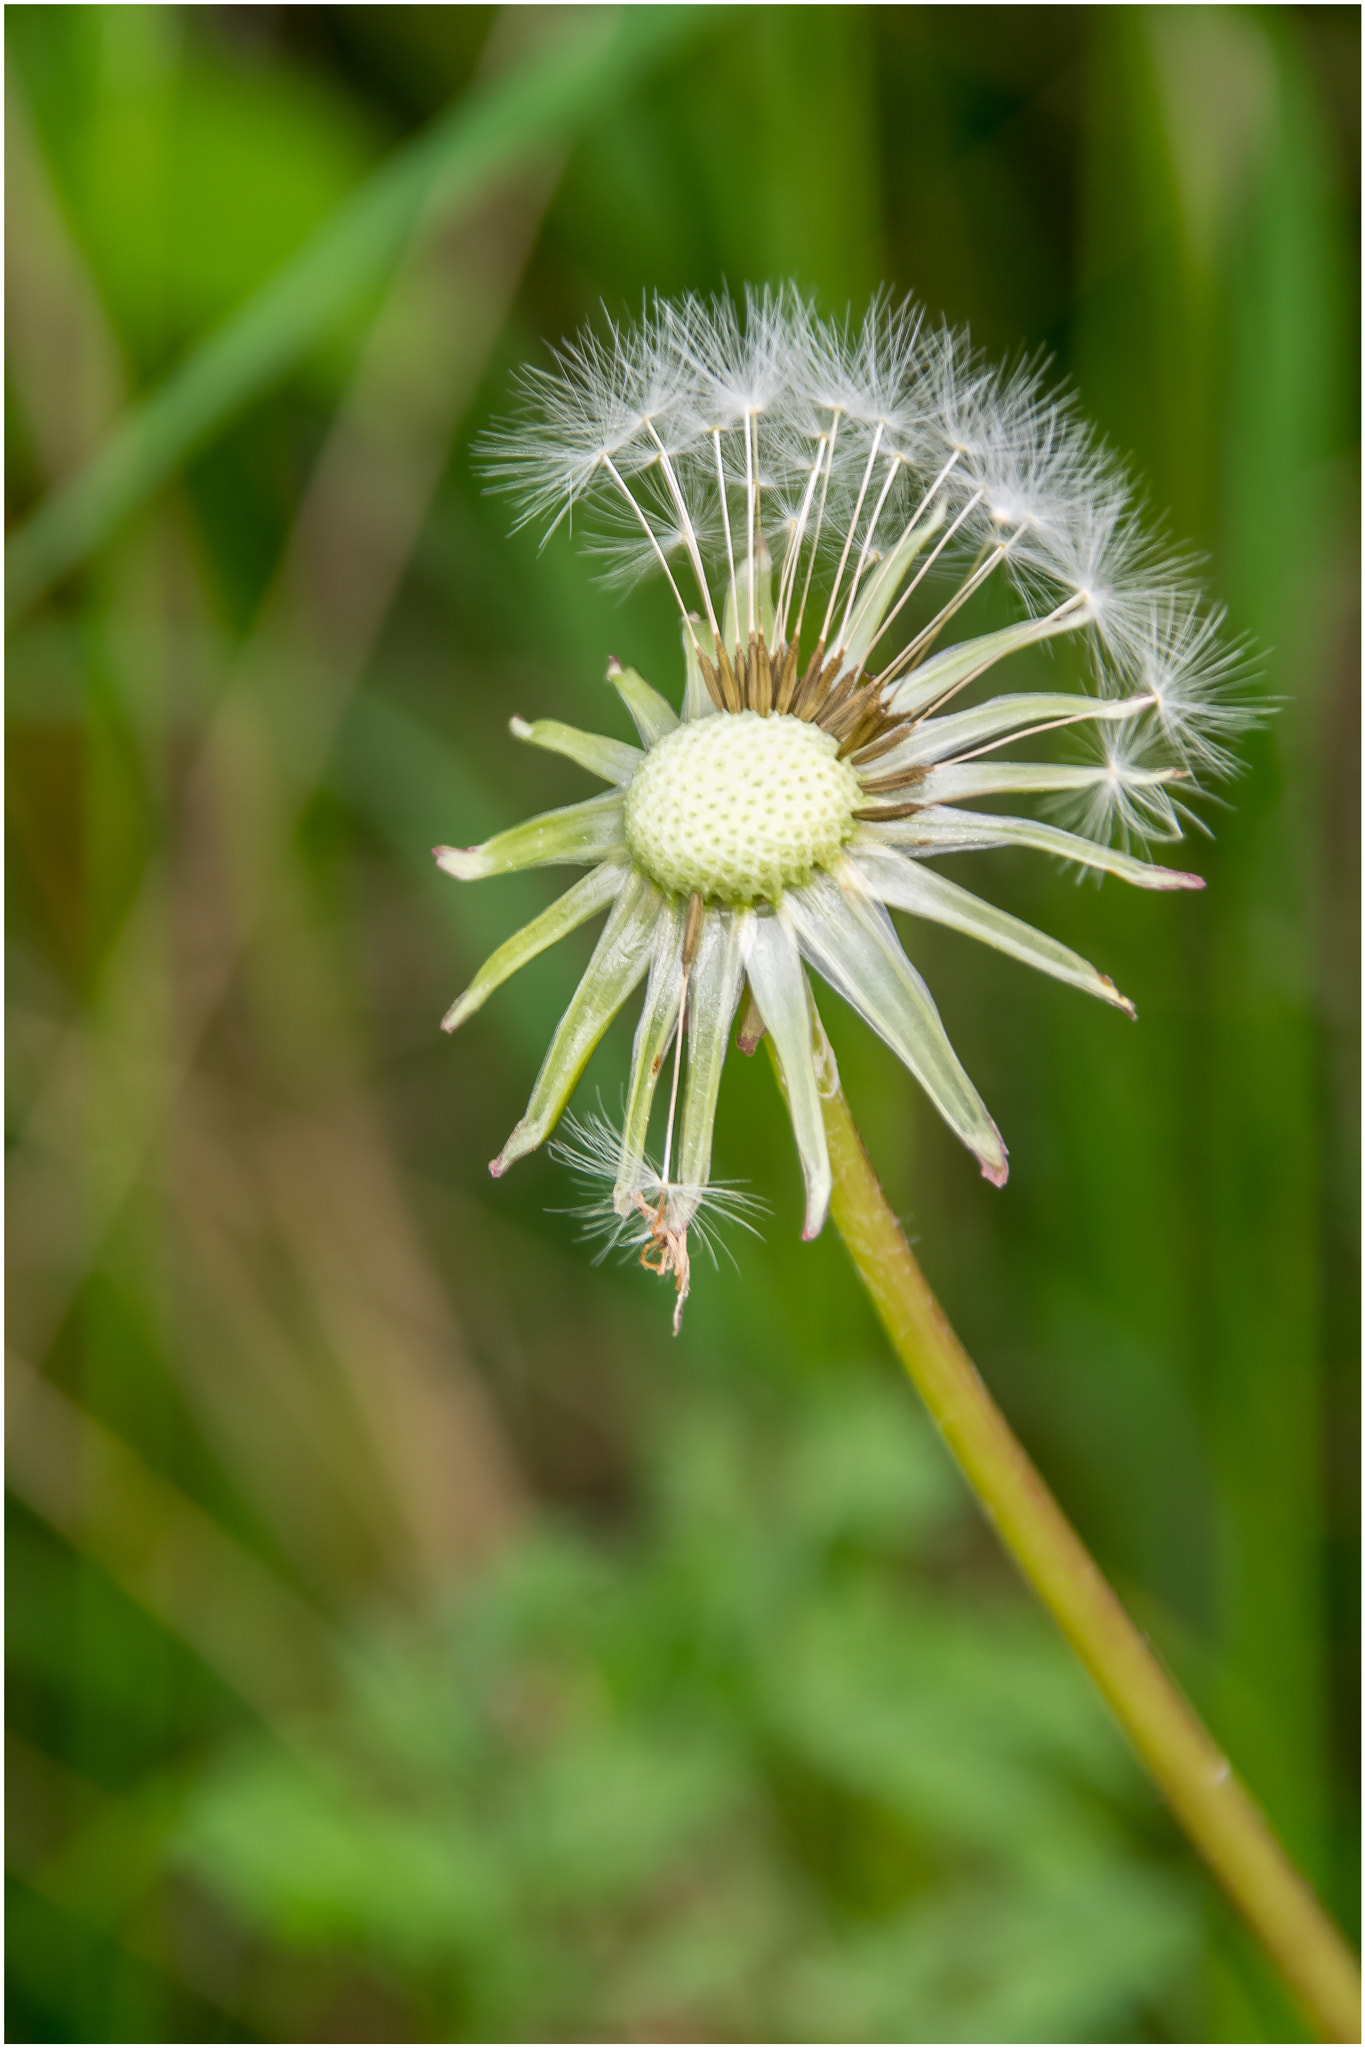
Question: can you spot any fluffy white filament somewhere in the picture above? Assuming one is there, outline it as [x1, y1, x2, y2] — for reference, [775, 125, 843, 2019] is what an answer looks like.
[478, 287, 1256, 848]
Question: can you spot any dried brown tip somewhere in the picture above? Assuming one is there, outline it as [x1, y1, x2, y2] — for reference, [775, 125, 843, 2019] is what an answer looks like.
[736, 984, 766, 1056]
[682, 891, 706, 970]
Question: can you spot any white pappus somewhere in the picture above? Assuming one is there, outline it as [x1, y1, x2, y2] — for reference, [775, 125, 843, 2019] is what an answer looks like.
[434, 287, 1256, 1327]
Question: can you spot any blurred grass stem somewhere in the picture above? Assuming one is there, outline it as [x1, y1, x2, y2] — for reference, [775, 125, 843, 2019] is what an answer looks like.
[789, 1025, 1361, 2044]
[4, 4, 712, 623]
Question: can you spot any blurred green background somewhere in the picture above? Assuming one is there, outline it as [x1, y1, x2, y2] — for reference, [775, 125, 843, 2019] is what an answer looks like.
[5, 6, 1358, 2041]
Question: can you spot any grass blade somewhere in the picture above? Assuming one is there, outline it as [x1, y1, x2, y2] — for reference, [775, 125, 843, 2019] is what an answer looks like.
[5, 5, 712, 621]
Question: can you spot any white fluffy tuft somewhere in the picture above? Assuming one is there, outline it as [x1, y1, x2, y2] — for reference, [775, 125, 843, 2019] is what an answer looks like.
[548, 1109, 766, 1270]
[478, 288, 1256, 846]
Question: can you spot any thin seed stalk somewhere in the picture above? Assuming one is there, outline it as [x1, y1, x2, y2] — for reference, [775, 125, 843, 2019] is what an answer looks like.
[777, 1023, 1360, 2045]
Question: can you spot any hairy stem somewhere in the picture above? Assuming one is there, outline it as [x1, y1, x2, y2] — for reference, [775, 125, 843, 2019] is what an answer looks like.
[788, 1025, 1360, 2043]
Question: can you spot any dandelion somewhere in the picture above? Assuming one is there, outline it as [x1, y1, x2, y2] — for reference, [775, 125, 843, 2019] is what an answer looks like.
[430, 292, 1361, 2032]
[436, 288, 1253, 1325]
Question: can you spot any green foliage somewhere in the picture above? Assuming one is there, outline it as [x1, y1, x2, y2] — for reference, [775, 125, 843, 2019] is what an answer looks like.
[173, 1382, 1193, 2042]
[8, 4, 383, 362]
[7, 5, 716, 615]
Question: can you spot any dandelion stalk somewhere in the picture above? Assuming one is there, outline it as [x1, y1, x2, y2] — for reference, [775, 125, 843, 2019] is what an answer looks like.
[786, 1020, 1361, 2045]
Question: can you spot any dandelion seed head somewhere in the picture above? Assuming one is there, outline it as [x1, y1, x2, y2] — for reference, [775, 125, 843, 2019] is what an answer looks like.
[452, 288, 1253, 1322]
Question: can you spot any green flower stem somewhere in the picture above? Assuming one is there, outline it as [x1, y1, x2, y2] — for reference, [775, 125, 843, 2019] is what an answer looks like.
[787, 1025, 1360, 2043]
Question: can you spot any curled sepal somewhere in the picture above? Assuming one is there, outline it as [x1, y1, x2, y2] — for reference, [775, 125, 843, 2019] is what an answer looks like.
[873, 691, 1152, 774]
[441, 859, 630, 1034]
[673, 907, 747, 1222]
[866, 806, 1205, 890]
[491, 872, 659, 1175]
[851, 846, 1135, 1017]
[606, 658, 679, 745]
[435, 792, 625, 880]
[915, 759, 1183, 806]
[744, 913, 831, 1238]
[784, 868, 1009, 1186]
[888, 611, 1091, 720]
[613, 897, 688, 1210]
[509, 715, 641, 786]
[682, 617, 719, 722]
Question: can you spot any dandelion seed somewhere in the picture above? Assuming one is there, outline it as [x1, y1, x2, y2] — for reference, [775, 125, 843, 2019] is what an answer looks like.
[549, 1109, 767, 1334]
[439, 289, 1255, 1325]
[1122, 596, 1263, 779]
